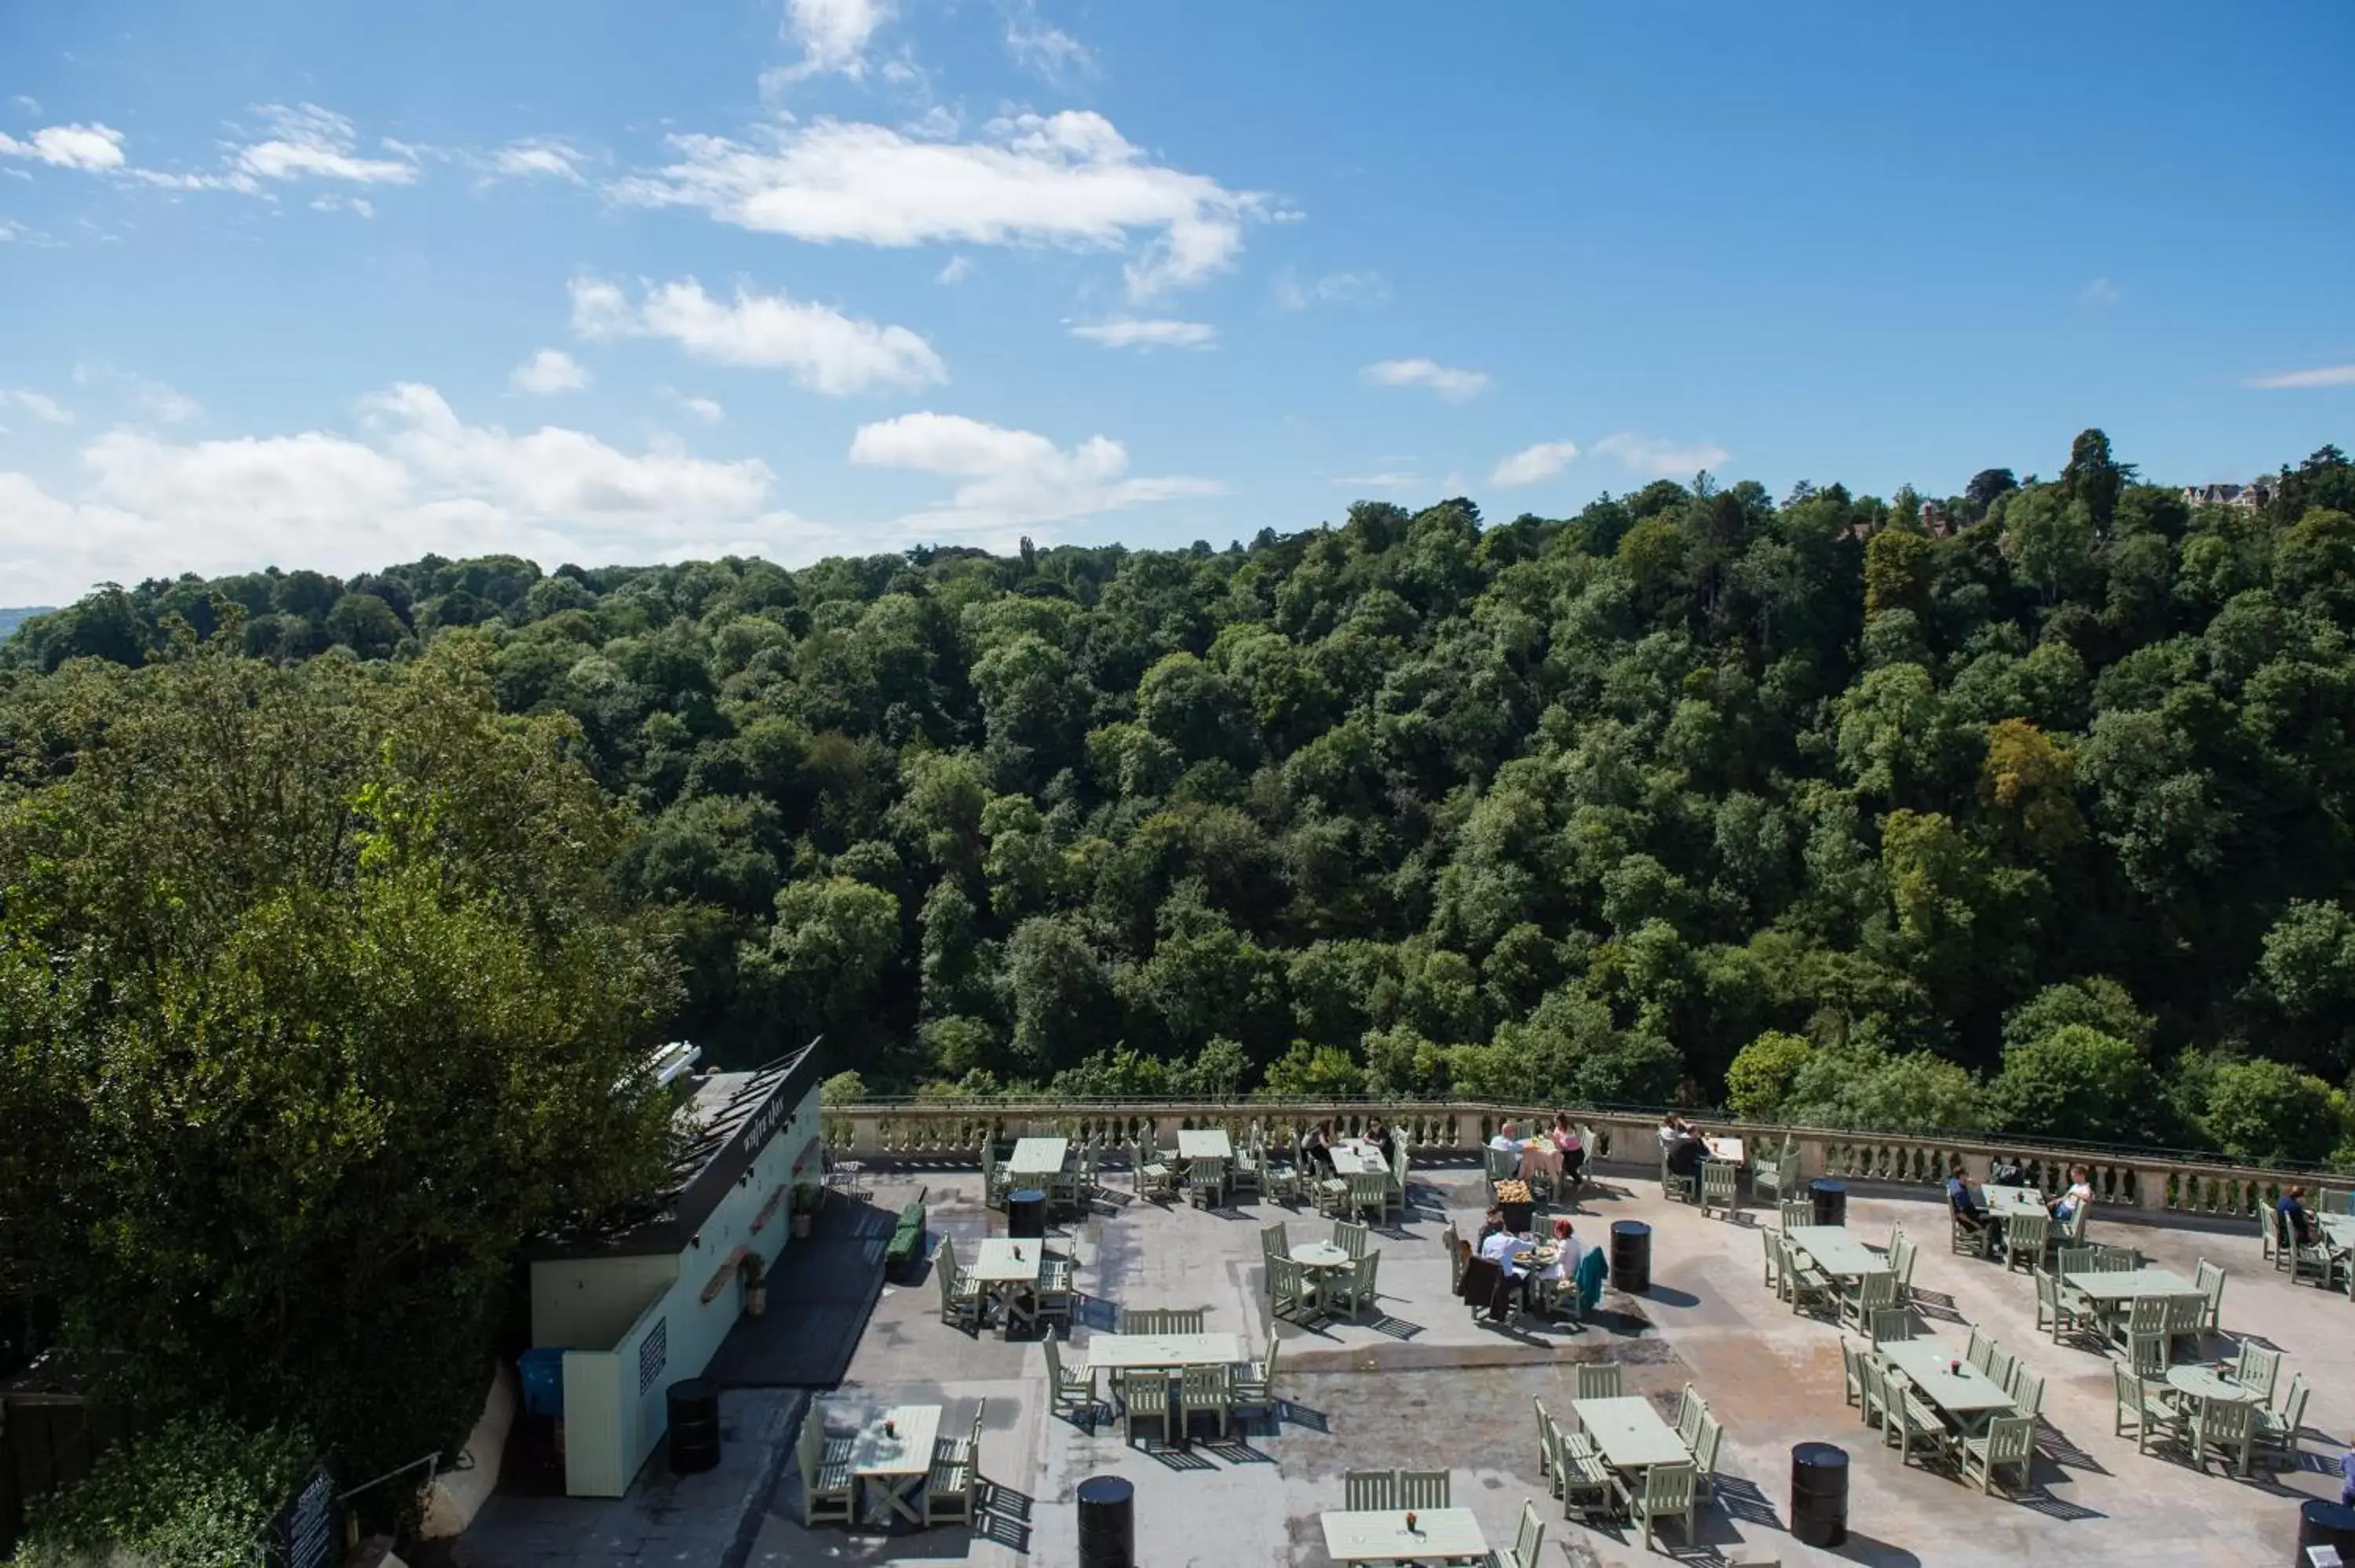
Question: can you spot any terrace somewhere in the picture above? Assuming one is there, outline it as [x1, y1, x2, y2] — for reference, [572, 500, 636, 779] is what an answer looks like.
[714, 1114, 2354, 1567]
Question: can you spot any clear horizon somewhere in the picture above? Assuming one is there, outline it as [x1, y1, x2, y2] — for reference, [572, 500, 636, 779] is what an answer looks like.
[2, 0, 2350, 603]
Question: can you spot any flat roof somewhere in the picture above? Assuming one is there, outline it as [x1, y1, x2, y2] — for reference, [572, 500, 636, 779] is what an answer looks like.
[531, 1040, 822, 1261]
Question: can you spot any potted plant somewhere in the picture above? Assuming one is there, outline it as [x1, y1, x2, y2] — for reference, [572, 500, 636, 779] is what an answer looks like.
[739, 1251, 767, 1317]
[790, 1181, 825, 1239]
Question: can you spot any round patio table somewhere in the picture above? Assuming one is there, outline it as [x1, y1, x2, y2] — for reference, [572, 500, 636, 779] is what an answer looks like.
[2164, 1365, 2258, 1403]
[1291, 1242, 1353, 1316]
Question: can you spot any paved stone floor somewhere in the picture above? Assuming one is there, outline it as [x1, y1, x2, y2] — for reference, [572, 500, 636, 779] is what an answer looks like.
[465, 1159, 2355, 1566]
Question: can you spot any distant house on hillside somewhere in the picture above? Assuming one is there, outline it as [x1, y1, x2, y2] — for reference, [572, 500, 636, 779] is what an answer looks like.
[2182, 478, 2276, 512]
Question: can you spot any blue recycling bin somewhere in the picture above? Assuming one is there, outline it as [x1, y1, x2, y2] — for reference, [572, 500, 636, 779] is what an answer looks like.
[519, 1347, 567, 1418]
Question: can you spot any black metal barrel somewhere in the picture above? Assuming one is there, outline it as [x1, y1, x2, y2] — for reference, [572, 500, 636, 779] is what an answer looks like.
[666, 1379, 720, 1475]
[2298, 1500, 2355, 1565]
[1791, 1442, 1848, 1547]
[1810, 1178, 1848, 1227]
[1078, 1474, 1135, 1568]
[1609, 1220, 1652, 1295]
[1009, 1187, 1048, 1239]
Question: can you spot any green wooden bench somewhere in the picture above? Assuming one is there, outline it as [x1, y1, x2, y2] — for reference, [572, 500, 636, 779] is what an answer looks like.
[885, 1197, 926, 1282]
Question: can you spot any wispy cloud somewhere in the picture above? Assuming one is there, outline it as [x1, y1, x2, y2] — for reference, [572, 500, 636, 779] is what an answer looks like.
[0, 388, 73, 425]
[774, 0, 894, 83]
[2077, 275, 2120, 308]
[487, 137, 586, 183]
[1361, 357, 1488, 402]
[1068, 318, 1218, 351]
[1276, 268, 1386, 310]
[935, 254, 973, 285]
[509, 349, 591, 396]
[571, 275, 945, 395]
[612, 111, 1269, 298]
[233, 104, 418, 185]
[1334, 471, 1419, 491]
[1004, 0, 1094, 81]
[1594, 430, 1729, 477]
[1489, 439, 1579, 487]
[2244, 363, 2355, 390]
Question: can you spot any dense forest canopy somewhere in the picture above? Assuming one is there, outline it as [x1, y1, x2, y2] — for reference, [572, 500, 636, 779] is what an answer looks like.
[10, 432, 2355, 1169]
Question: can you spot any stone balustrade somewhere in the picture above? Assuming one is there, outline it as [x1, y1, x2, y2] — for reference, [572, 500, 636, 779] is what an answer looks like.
[820, 1098, 2341, 1226]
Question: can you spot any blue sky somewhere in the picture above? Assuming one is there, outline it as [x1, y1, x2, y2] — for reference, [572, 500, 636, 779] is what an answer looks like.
[1, 1, 2350, 603]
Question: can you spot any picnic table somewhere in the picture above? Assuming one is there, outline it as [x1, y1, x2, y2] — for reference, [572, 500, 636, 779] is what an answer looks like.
[2165, 1364, 2258, 1404]
[968, 1238, 1043, 1333]
[1982, 1184, 2046, 1217]
[1879, 1340, 2016, 1434]
[1572, 1395, 1689, 1472]
[1320, 1508, 1487, 1563]
[1177, 1129, 1233, 1161]
[1786, 1225, 1882, 1278]
[2320, 1213, 2355, 1249]
[1006, 1136, 1070, 1179]
[1703, 1136, 1746, 1165]
[2063, 1267, 2196, 1336]
[846, 1404, 940, 1526]
[1331, 1147, 1389, 1176]
[1082, 1333, 1243, 1371]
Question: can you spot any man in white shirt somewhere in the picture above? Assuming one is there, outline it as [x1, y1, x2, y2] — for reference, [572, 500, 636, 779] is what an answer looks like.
[1488, 1121, 1523, 1176]
[1480, 1223, 1536, 1310]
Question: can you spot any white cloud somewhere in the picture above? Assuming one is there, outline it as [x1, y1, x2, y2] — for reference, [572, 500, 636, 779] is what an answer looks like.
[849, 410, 1218, 533]
[777, 0, 893, 82]
[612, 111, 1268, 297]
[1593, 430, 1729, 477]
[1068, 318, 1218, 351]
[1334, 471, 1419, 491]
[0, 122, 127, 171]
[1489, 439, 1579, 487]
[309, 193, 376, 218]
[935, 254, 973, 285]
[2077, 275, 2120, 308]
[131, 378, 200, 424]
[1361, 357, 1489, 402]
[0, 220, 22, 242]
[2245, 363, 2355, 390]
[1004, 0, 1094, 79]
[0, 390, 73, 425]
[234, 104, 417, 185]
[570, 275, 945, 395]
[0, 384, 783, 602]
[510, 349, 591, 396]
[1275, 268, 1386, 310]
[488, 137, 586, 183]
[680, 396, 725, 423]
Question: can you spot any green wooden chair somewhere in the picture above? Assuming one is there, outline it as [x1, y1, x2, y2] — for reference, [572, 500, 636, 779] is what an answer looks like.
[1186, 1156, 1225, 1209]
[1868, 1308, 1914, 1347]
[1330, 1249, 1381, 1324]
[1332, 1218, 1370, 1259]
[1557, 1430, 1615, 1519]
[1959, 1413, 2034, 1494]
[1396, 1468, 1449, 1508]
[1116, 1368, 1169, 1446]
[1178, 1363, 1231, 1441]
[2034, 1269, 2086, 1343]
[1618, 1460, 1697, 1552]
[1700, 1159, 1737, 1217]
[1574, 1362, 1620, 1399]
[1229, 1135, 1262, 1199]
[2234, 1341, 2281, 1402]
[1857, 1356, 1893, 1435]
[1838, 1270, 1896, 1333]
[1965, 1326, 1992, 1371]
[1984, 1344, 2017, 1397]
[2004, 1212, 2050, 1274]
[1779, 1198, 1813, 1231]
[1485, 1145, 1521, 1182]
[1838, 1337, 1864, 1411]
[2255, 1373, 2309, 1471]
[1760, 1225, 1783, 1293]
[2194, 1258, 2226, 1333]
[1343, 1468, 1395, 1510]
[1042, 1328, 1097, 1420]
[1889, 1380, 1955, 1471]
[1268, 1254, 1309, 1322]
[2112, 1365, 2178, 1456]
[1387, 1147, 1411, 1220]
[1133, 1140, 1175, 1202]
[2189, 1392, 2255, 1475]
[1674, 1384, 1706, 1449]
[924, 1399, 985, 1526]
[1232, 1336, 1280, 1422]
[1661, 1152, 1697, 1204]
[1344, 1171, 1389, 1223]
[795, 1414, 856, 1527]
[1782, 1236, 1835, 1317]
[1690, 1410, 1725, 1499]
[936, 1237, 983, 1332]
[2007, 1366, 2045, 1420]
[980, 1138, 1010, 1211]
[1499, 1500, 1546, 1568]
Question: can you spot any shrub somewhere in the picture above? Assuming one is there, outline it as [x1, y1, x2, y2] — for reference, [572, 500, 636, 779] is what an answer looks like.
[1984, 1025, 2160, 1145]
[2197, 1057, 2346, 1165]
[16, 1410, 315, 1568]
[1725, 1030, 1814, 1120]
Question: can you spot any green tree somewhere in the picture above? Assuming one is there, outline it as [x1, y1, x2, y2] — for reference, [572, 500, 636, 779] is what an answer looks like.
[1725, 1030, 1813, 1120]
[1984, 1025, 2160, 1144]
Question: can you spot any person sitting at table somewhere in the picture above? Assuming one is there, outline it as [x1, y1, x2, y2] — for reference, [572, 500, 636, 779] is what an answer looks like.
[1550, 1113, 1587, 1183]
[1366, 1115, 1397, 1169]
[2049, 1164, 2094, 1224]
[1947, 1173, 1992, 1249]
[1665, 1125, 1708, 1184]
[2279, 1184, 2320, 1247]
[1537, 1217, 1583, 1310]
[1488, 1121, 1524, 1175]
[1658, 1111, 1685, 1152]
[1480, 1220, 1539, 1311]
[1477, 1205, 1506, 1245]
[1301, 1121, 1335, 1177]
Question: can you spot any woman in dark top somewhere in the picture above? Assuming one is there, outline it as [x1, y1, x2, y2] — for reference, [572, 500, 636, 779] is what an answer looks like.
[1301, 1121, 1336, 1176]
[1367, 1116, 1397, 1169]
